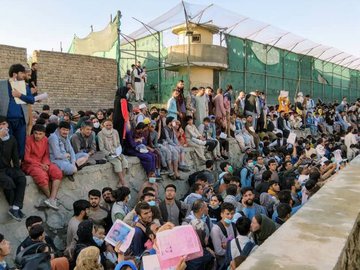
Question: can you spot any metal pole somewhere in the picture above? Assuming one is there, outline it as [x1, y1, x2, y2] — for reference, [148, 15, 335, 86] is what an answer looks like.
[332, 64, 335, 101]
[282, 51, 285, 90]
[265, 46, 268, 96]
[157, 31, 161, 103]
[116, 10, 122, 88]
[322, 61, 325, 101]
[182, 0, 191, 91]
[244, 39, 247, 92]
[340, 66, 343, 99]
[298, 56, 301, 96]
[311, 58, 314, 98]
[187, 32, 191, 90]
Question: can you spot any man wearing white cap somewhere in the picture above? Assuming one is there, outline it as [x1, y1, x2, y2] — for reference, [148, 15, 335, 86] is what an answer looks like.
[136, 104, 147, 124]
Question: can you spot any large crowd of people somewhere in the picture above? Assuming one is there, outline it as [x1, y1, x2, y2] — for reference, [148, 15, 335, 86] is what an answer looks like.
[0, 63, 359, 270]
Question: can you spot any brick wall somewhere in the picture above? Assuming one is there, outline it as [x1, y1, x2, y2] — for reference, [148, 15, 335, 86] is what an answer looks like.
[32, 50, 117, 112]
[0, 44, 27, 80]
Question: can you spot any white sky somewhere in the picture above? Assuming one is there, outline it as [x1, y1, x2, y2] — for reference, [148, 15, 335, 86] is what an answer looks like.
[0, 0, 359, 58]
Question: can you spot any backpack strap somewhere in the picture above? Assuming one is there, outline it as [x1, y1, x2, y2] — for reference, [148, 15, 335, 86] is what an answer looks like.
[235, 238, 242, 254]
[217, 221, 228, 238]
[217, 221, 237, 239]
[231, 223, 237, 238]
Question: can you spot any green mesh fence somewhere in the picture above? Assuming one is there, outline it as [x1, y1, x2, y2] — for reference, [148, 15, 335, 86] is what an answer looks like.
[69, 28, 360, 105]
[218, 35, 360, 105]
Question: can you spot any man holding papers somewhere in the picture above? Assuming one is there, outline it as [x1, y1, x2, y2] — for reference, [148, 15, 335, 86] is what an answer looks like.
[0, 64, 35, 159]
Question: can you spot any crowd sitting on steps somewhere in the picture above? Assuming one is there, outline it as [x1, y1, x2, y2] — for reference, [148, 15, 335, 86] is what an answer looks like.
[0, 64, 360, 270]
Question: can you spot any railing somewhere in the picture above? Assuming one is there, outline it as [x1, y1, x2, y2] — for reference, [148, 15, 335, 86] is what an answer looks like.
[166, 44, 228, 69]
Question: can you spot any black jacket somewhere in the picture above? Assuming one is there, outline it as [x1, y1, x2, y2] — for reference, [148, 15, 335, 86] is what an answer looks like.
[0, 136, 19, 169]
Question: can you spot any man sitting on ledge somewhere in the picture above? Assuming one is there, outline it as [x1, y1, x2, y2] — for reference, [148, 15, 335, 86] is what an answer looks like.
[70, 120, 106, 166]
[48, 121, 87, 182]
[22, 124, 63, 210]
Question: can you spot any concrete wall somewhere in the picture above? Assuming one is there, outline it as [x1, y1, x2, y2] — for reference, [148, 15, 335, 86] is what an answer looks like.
[239, 156, 360, 270]
[0, 139, 244, 265]
[32, 50, 117, 112]
[0, 44, 27, 80]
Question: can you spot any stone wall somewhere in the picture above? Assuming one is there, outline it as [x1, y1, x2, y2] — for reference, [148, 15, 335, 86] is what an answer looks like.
[0, 44, 27, 80]
[0, 139, 244, 263]
[32, 50, 117, 112]
[239, 156, 360, 270]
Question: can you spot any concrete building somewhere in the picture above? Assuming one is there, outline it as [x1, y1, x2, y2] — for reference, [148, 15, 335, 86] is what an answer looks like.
[166, 23, 228, 89]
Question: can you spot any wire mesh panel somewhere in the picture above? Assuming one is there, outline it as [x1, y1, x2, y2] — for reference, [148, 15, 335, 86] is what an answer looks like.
[324, 85, 333, 101]
[267, 76, 283, 105]
[226, 35, 244, 72]
[313, 82, 324, 102]
[217, 35, 245, 93]
[67, 3, 360, 105]
[160, 72, 189, 103]
[283, 52, 298, 80]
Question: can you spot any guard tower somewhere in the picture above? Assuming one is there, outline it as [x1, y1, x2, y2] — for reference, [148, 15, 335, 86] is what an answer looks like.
[166, 23, 228, 88]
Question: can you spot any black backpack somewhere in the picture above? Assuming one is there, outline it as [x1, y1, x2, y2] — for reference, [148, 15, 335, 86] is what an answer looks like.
[15, 242, 51, 270]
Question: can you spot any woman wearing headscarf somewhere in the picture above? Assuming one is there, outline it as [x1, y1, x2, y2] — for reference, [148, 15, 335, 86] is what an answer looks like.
[250, 214, 277, 245]
[123, 122, 156, 176]
[113, 82, 132, 145]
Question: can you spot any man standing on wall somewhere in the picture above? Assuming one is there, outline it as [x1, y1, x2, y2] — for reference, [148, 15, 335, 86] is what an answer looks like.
[244, 90, 260, 131]
[0, 64, 35, 159]
[141, 66, 147, 102]
[224, 85, 233, 136]
[305, 94, 315, 114]
[133, 61, 144, 102]
[175, 80, 187, 127]
[29, 62, 38, 94]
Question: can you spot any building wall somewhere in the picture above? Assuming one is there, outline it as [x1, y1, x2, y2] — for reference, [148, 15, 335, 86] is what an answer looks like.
[32, 50, 117, 112]
[0, 44, 27, 80]
[176, 25, 214, 45]
[179, 66, 213, 88]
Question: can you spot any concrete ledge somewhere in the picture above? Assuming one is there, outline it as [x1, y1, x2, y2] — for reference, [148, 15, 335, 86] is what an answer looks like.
[0, 139, 244, 257]
[239, 156, 360, 270]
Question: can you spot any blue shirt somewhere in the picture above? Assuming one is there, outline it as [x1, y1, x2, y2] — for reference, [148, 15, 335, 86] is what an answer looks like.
[7, 81, 34, 119]
[242, 204, 267, 220]
[240, 167, 253, 188]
